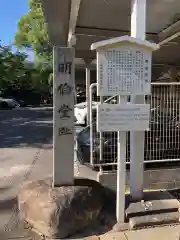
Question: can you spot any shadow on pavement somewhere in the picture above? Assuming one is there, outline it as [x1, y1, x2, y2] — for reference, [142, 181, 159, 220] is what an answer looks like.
[0, 108, 53, 149]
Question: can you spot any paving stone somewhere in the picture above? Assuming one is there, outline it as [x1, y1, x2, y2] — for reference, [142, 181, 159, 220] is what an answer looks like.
[112, 222, 130, 232]
[100, 232, 127, 240]
[126, 225, 180, 240]
[85, 237, 100, 240]
[129, 212, 180, 229]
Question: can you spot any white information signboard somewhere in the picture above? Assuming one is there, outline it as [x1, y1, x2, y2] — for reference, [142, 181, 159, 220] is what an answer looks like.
[97, 103, 150, 132]
[91, 35, 159, 222]
[97, 46, 151, 96]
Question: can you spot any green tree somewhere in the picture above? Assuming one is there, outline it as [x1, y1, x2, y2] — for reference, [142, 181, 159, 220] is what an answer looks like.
[0, 44, 28, 90]
[0, 42, 52, 94]
[30, 63, 52, 92]
[14, 0, 52, 61]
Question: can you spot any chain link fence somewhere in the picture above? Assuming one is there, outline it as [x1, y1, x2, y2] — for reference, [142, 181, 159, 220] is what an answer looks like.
[88, 82, 180, 167]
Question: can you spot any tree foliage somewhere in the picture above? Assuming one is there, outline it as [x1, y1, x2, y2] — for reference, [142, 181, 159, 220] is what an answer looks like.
[29, 63, 52, 91]
[0, 43, 52, 93]
[0, 44, 28, 90]
[14, 0, 52, 60]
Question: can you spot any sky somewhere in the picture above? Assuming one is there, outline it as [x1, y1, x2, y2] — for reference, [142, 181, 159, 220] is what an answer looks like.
[0, 0, 33, 61]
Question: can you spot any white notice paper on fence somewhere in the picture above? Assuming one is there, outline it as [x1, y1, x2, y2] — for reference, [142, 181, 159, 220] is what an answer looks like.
[97, 104, 150, 132]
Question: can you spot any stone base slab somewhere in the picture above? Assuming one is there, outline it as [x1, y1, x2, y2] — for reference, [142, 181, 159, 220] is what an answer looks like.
[129, 212, 180, 229]
[126, 191, 180, 219]
[125, 190, 180, 230]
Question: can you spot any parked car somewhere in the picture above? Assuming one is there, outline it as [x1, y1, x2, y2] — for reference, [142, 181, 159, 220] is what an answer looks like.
[1, 89, 43, 106]
[0, 98, 20, 109]
[74, 95, 118, 125]
[76, 106, 180, 164]
[3, 96, 26, 107]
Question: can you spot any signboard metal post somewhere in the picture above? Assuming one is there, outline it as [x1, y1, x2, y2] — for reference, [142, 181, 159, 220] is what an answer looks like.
[85, 67, 91, 125]
[116, 95, 127, 222]
[53, 47, 75, 187]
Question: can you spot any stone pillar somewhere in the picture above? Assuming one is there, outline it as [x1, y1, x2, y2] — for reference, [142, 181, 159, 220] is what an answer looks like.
[53, 47, 75, 187]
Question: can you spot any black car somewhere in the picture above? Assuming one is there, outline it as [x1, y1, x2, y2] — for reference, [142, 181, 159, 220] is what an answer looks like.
[76, 107, 180, 165]
[76, 91, 86, 104]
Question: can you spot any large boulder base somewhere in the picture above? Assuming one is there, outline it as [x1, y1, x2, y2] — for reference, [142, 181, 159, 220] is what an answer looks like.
[18, 178, 115, 239]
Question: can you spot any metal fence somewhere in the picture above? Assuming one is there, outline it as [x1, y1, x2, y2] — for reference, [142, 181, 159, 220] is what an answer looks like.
[89, 82, 180, 167]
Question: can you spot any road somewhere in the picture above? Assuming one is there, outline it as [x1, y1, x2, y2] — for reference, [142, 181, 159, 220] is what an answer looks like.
[0, 107, 53, 185]
[0, 106, 83, 186]
[0, 107, 53, 147]
[0, 106, 84, 195]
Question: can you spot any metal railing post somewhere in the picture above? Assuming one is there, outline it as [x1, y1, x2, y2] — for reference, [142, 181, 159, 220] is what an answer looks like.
[99, 95, 103, 164]
[89, 83, 97, 166]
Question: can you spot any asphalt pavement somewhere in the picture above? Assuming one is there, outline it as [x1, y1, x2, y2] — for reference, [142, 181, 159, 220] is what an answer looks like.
[0, 106, 84, 191]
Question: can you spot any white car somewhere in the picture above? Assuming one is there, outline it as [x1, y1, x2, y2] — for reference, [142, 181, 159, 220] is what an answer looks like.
[0, 98, 20, 109]
[74, 95, 118, 125]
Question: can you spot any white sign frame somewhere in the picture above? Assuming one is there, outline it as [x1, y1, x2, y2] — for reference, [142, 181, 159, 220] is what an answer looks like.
[97, 103, 150, 132]
[97, 46, 152, 96]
